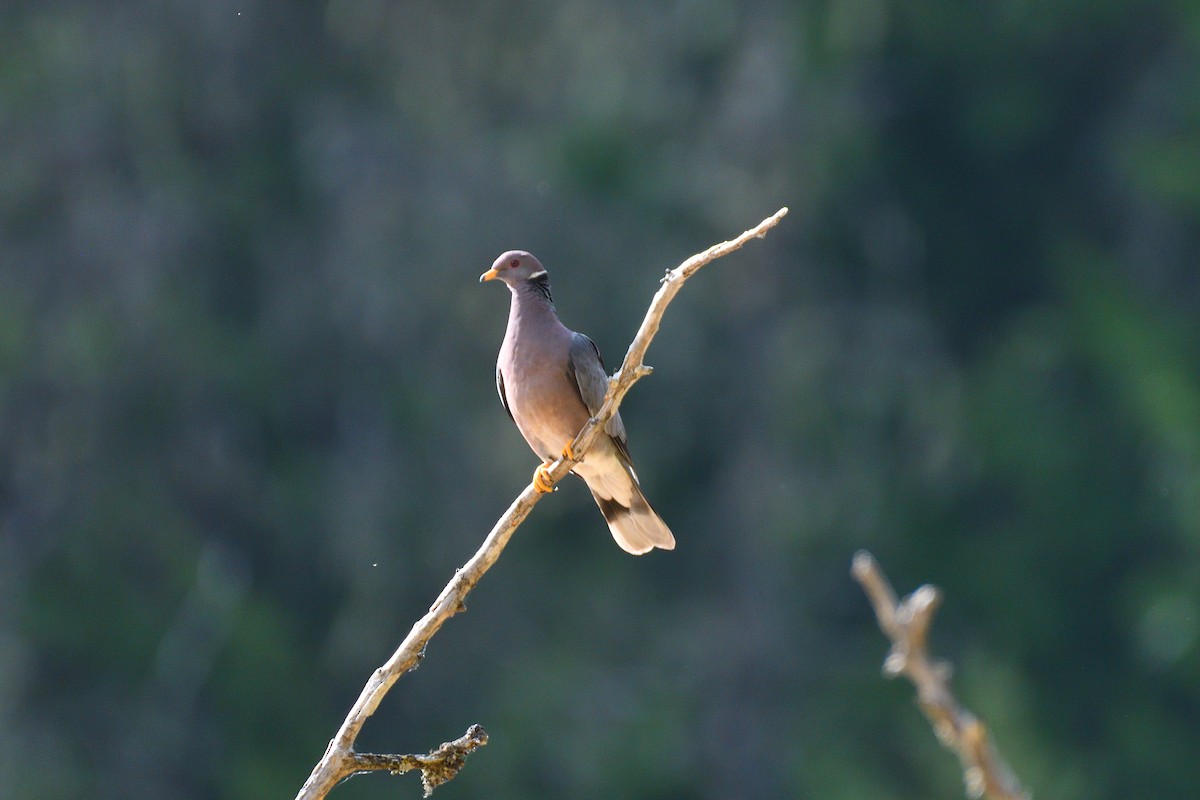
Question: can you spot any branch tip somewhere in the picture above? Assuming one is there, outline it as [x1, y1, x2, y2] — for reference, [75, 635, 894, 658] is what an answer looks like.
[883, 651, 907, 677]
[910, 584, 942, 613]
[850, 550, 875, 577]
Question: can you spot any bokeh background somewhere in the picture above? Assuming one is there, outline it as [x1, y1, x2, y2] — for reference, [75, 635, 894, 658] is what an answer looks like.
[3, 1, 1199, 798]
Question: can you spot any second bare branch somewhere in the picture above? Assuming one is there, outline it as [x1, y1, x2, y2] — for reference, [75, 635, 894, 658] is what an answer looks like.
[852, 551, 1029, 800]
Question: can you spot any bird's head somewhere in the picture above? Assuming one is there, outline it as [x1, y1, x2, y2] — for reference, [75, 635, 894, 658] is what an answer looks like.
[479, 250, 548, 287]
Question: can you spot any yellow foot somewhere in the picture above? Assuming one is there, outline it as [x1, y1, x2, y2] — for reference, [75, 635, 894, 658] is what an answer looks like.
[533, 443, 579, 493]
[532, 463, 555, 493]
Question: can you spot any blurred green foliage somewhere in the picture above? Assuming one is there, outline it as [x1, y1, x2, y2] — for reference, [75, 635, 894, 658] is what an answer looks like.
[2, 1, 1198, 798]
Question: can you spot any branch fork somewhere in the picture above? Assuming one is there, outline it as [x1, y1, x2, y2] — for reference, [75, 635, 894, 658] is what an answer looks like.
[344, 725, 489, 797]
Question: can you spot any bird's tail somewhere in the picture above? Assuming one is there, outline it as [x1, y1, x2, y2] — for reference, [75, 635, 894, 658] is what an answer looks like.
[590, 479, 676, 555]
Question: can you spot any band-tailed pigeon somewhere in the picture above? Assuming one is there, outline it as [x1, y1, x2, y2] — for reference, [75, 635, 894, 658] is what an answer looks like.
[480, 250, 675, 555]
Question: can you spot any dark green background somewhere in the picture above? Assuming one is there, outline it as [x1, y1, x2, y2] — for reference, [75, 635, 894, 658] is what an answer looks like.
[3, 2, 1198, 798]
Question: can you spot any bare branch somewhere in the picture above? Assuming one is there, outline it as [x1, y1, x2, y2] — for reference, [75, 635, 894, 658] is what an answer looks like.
[851, 551, 1030, 800]
[295, 208, 789, 800]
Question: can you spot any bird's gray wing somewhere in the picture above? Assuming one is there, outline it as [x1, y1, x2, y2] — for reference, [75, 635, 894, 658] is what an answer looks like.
[567, 332, 629, 452]
[496, 365, 514, 421]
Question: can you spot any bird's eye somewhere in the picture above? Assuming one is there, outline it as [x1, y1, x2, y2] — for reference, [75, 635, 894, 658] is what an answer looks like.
[509, 259, 520, 268]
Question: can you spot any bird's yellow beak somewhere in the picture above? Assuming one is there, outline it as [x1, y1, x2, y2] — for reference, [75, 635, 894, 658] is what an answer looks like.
[479, 267, 500, 283]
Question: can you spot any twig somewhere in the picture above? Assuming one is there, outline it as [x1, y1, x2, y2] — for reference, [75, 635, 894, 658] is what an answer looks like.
[294, 208, 789, 800]
[345, 725, 489, 797]
[851, 551, 1030, 800]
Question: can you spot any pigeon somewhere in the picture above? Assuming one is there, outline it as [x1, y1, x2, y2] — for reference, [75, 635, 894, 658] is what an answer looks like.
[480, 250, 675, 555]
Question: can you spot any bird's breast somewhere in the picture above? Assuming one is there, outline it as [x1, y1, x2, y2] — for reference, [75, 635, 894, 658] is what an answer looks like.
[500, 333, 590, 459]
